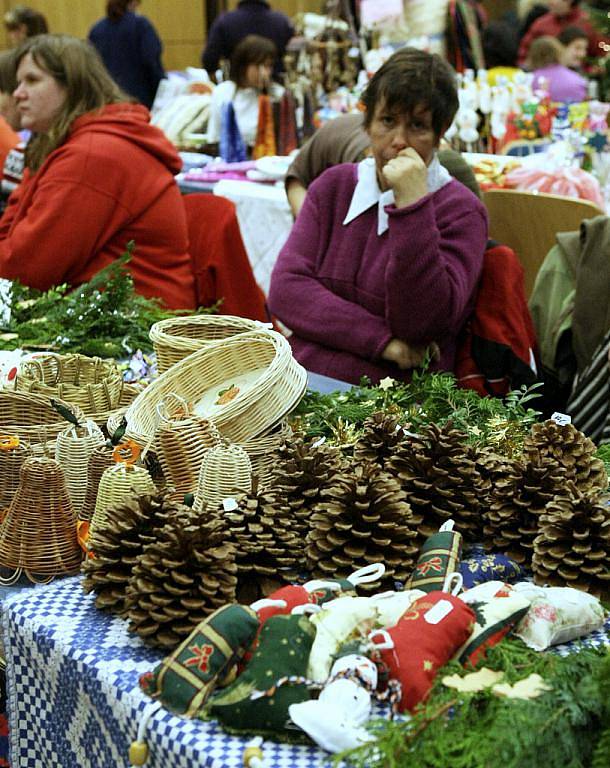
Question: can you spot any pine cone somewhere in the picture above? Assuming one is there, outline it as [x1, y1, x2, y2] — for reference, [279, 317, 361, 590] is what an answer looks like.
[306, 462, 418, 591]
[387, 422, 485, 543]
[125, 508, 237, 649]
[524, 421, 608, 493]
[270, 436, 344, 540]
[533, 484, 610, 597]
[222, 484, 303, 601]
[82, 492, 178, 613]
[484, 457, 565, 565]
[353, 411, 405, 470]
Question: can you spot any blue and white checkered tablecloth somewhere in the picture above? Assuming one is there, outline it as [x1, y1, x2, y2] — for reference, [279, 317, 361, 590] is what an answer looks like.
[2, 577, 609, 768]
[1, 577, 334, 768]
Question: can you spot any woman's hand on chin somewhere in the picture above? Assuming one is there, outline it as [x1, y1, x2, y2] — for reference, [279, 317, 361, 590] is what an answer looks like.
[381, 338, 439, 370]
[382, 148, 428, 208]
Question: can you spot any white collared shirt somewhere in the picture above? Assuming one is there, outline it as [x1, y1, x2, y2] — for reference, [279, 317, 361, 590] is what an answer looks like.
[342, 155, 452, 235]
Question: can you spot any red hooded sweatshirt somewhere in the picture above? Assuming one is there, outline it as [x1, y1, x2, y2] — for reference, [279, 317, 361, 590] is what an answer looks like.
[0, 103, 196, 309]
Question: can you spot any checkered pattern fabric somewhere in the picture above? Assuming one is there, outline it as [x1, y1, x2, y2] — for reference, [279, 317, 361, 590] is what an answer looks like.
[1, 577, 609, 767]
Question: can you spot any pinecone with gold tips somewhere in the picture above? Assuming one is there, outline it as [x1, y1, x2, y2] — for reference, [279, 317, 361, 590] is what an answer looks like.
[387, 422, 484, 543]
[269, 436, 344, 541]
[484, 457, 565, 566]
[306, 461, 418, 591]
[353, 411, 405, 469]
[125, 507, 237, 649]
[82, 492, 179, 614]
[523, 420, 607, 493]
[533, 483, 610, 597]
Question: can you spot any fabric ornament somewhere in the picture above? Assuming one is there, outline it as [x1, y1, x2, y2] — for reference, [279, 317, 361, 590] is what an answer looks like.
[513, 583, 606, 651]
[371, 589, 427, 629]
[459, 544, 527, 589]
[406, 520, 463, 593]
[277, 91, 298, 156]
[252, 94, 277, 161]
[207, 613, 316, 733]
[139, 604, 259, 716]
[219, 101, 247, 163]
[370, 591, 475, 712]
[456, 582, 531, 665]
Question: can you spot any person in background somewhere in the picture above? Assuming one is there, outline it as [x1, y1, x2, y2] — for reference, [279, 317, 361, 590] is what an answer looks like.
[201, 0, 294, 82]
[518, 0, 606, 65]
[481, 21, 521, 85]
[269, 48, 487, 385]
[89, 0, 164, 109]
[205, 35, 283, 153]
[516, 0, 549, 39]
[0, 34, 195, 310]
[530, 35, 588, 101]
[557, 25, 589, 70]
[3, 6, 48, 46]
[0, 51, 20, 178]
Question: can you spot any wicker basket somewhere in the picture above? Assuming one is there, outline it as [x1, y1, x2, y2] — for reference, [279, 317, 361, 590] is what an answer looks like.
[126, 330, 307, 446]
[193, 442, 252, 512]
[239, 420, 292, 489]
[80, 444, 115, 522]
[0, 456, 81, 576]
[150, 314, 267, 373]
[13, 353, 123, 420]
[55, 420, 106, 518]
[0, 436, 32, 511]
[0, 390, 83, 451]
[90, 462, 156, 536]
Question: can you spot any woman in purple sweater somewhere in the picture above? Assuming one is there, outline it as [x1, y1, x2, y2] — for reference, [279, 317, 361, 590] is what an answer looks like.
[268, 48, 488, 385]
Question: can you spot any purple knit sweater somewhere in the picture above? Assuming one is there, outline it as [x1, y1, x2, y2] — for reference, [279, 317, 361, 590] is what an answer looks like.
[268, 163, 488, 384]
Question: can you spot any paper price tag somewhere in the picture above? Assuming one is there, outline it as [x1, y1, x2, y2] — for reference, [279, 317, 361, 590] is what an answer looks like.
[424, 599, 454, 625]
[551, 412, 572, 426]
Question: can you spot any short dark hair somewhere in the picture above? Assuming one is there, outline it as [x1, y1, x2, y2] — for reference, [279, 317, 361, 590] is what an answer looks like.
[229, 35, 277, 88]
[482, 21, 519, 68]
[4, 5, 48, 36]
[0, 49, 17, 94]
[557, 25, 589, 46]
[361, 48, 458, 138]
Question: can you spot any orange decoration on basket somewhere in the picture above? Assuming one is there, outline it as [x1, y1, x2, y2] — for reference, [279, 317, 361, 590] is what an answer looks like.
[0, 435, 20, 451]
[77, 519, 93, 556]
[112, 439, 141, 465]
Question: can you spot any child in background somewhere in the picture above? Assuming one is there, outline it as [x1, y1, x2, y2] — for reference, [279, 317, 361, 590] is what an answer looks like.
[530, 35, 588, 102]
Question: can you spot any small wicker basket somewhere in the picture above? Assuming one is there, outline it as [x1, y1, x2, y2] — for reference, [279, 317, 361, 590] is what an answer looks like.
[0, 436, 31, 511]
[193, 441, 252, 512]
[13, 353, 123, 420]
[150, 314, 267, 373]
[55, 420, 106, 518]
[0, 390, 83, 451]
[0, 456, 81, 576]
[90, 462, 156, 536]
[126, 330, 307, 446]
[80, 444, 115, 522]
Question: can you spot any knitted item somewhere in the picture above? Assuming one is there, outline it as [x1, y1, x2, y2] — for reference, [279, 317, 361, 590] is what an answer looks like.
[219, 101, 247, 163]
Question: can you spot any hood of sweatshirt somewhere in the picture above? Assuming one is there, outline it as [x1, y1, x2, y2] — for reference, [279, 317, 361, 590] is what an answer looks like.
[69, 103, 182, 174]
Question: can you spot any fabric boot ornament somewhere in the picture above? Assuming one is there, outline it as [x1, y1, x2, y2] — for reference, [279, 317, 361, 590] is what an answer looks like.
[406, 520, 463, 593]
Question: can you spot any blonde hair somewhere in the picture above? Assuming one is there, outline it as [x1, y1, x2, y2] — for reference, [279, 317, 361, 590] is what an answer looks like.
[16, 34, 129, 171]
[529, 36, 563, 70]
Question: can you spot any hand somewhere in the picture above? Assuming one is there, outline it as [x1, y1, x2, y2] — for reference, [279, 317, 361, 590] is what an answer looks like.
[381, 148, 428, 208]
[381, 338, 439, 370]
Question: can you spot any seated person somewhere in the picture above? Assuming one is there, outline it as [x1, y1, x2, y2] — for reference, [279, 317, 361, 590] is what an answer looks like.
[557, 25, 589, 71]
[285, 112, 481, 219]
[0, 34, 196, 310]
[481, 21, 521, 85]
[530, 36, 587, 102]
[205, 34, 283, 154]
[268, 48, 487, 385]
[0, 50, 20, 179]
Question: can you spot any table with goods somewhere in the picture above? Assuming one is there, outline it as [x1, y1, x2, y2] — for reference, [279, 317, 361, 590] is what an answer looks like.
[0, 263, 608, 768]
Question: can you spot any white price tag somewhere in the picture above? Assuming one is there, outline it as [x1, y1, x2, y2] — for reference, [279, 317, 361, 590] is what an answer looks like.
[0, 279, 12, 325]
[222, 497, 239, 512]
[551, 412, 572, 426]
[424, 599, 454, 625]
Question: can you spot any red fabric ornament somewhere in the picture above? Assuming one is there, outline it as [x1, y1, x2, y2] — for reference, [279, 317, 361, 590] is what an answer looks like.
[371, 592, 475, 712]
[252, 94, 277, 160]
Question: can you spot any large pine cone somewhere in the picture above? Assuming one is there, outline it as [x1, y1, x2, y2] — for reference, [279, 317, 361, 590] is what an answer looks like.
[222, 486, 303, 602]
[484, 457, 566, 566]
[387, 422, 485, 543]
[270, 436, 344, 541]
[306, 461, 418, 591]
[523, 421, 608, 493]
[125, 508, 237, 649]
[353, 411, 405, 470]
[533, 484, 610, 597]
[82, 492, 179, 614]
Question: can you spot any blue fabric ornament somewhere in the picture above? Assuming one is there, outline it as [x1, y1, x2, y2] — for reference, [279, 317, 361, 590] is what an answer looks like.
[219, 101, 247, 163]
[459, 544, 527, 589]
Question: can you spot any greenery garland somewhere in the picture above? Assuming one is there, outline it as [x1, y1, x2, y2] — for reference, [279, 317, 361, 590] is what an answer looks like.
[338, 639, 610, 768]
[0, 242, 215, 358]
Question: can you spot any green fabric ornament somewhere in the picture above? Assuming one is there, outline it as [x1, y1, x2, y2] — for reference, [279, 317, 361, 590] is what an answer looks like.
[406, 521, 463, 593]
[140, 604, 259, 716]
[207, 613, 316, 734]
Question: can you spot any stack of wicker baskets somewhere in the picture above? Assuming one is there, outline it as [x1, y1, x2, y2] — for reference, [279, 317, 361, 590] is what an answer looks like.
[0, 389, 83, 453]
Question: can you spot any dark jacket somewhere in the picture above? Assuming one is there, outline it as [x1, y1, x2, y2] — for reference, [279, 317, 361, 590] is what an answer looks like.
[89, 11, 165, 108]
[202, 0, 294, 77]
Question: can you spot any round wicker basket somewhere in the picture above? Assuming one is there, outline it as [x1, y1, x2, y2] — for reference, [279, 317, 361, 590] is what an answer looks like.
[0, 390, 83, 451]
[150, 314, 268, 373]
[126, 330, 307, 445]
[13, 353, 123, 420]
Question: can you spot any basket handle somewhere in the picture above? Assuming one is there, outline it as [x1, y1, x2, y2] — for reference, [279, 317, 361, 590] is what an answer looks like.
[156, 393, 191, 423]
[24, 353, 62, 385]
